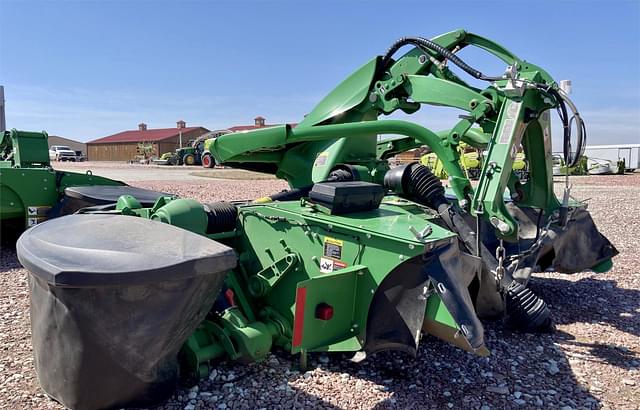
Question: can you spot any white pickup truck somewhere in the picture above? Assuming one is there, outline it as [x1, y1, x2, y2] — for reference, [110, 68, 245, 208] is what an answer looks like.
[49, 145, 78, 161]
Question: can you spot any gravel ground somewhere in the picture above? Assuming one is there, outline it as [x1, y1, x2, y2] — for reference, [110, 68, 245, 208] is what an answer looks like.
[133, 179, 289, 203]
[1, 173, 638, 410]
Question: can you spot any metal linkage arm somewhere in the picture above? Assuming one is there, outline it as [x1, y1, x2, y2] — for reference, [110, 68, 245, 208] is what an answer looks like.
[211, 120, 473, 200]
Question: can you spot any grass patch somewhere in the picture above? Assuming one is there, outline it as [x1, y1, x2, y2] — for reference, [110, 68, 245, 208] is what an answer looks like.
[190, 169, 276, 180]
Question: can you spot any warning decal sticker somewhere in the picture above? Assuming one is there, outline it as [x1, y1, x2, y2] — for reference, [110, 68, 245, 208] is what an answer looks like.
[319, 257, 348, 273]
[323, 237, 343, 260]
[320, 258, 334, 273]
[26, 206, 51, 227]
[27, 205, 51, 216]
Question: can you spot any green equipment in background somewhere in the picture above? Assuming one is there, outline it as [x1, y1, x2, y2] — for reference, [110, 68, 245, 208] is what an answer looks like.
[420, 141, 484, 180]
[160, 140, 203, 166]
[158, 130, 230, 167]
[15, 30, 618, 410]
[553, 154, 588, 176]
[0, 129, 124, 236]
[420, 141, 527, 181]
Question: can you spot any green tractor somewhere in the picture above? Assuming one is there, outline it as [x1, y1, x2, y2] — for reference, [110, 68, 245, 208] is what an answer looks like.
[16, 31, 617, 410]
[168, 139, 204, 166]
[160, 130, 230, 166]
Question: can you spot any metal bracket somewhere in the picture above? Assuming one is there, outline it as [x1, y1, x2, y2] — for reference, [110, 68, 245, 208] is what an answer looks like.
[409, 224, 433, 241]
[249, 253, 299, 297]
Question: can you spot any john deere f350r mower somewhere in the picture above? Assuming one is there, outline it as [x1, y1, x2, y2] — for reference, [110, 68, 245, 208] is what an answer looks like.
[16, 30, 617, 409]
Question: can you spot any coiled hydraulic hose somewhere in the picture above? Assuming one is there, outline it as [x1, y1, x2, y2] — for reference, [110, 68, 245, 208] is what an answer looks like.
[557, 88, 587, 168]
[380, 36, 587, 168]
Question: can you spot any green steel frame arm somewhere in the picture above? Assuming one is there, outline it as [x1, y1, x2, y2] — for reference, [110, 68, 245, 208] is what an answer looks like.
[209, 29, 565, 238]
[211, 119, 473, 199]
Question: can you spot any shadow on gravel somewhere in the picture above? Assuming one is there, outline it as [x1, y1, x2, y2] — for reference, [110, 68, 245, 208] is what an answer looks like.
[556, 329, 639, 370]
[285, 275, 640, 409]
[157, 360, 345, 410]
[530, 276, 639, 338]
[322, 325, 601, 409]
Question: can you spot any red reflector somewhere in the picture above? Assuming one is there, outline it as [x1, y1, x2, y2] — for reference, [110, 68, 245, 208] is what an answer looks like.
[225, 288, 236, 307]
[315, 303, 334, 320]
[292, 287, 307, 347]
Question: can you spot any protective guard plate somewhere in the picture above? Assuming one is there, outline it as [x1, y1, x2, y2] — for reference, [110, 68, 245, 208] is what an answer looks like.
[292, 265, 368, 353]
[364, 257, 429, 356]
[64, 185, 171, 206]
[17, 214, 237, 287]
[422, 241, 486, 351]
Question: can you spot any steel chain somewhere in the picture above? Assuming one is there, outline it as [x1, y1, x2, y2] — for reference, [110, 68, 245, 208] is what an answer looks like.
[506, 206, 576, 266]
[494, 239, 506, 289]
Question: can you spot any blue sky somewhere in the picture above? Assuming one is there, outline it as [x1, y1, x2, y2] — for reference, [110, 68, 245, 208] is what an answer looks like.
[1, 0, 639, 147]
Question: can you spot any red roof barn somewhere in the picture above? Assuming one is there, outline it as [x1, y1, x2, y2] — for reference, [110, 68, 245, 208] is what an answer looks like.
[87, 121, 209, 161]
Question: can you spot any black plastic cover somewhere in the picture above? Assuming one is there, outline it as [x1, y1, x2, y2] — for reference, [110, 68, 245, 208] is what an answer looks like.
[62, 185, 171, 214]
[18, 214, 235, 286]
[364, 257, 428, 356]
[309, 181, 384, 215]
[424, 241, 484, 351]
[17, 214, 236, 409]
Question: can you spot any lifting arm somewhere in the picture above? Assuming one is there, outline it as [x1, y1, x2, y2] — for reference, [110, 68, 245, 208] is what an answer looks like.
[208, 30, 584, 238]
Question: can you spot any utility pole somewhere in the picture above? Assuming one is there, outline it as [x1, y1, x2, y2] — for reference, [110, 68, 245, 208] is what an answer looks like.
[0, 86, 6, 132]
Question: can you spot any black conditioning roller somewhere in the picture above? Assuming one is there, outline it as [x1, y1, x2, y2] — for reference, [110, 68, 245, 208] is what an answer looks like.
[204, 202, 238, 234]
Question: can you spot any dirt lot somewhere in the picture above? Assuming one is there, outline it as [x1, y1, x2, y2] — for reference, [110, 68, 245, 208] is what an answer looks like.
[50, 161, 279, 183]
[0, 163, 638, 409]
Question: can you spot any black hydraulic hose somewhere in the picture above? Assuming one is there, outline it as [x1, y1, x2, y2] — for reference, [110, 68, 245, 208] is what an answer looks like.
[541, 86, 586, 168]
[268, 185, 313, 202]
[380, 37, 502, 81]
[546, 87, 573, 167]
[579, 117, 587, 159]
[569, 112, 587, 164]
[380, 36, 586, 167]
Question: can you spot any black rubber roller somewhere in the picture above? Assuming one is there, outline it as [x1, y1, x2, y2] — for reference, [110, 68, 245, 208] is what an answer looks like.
[384, 163, 447, 210]
[406, 163, 447, 209]
[204, 202, 238, 234]
[504, 281, 554, 333]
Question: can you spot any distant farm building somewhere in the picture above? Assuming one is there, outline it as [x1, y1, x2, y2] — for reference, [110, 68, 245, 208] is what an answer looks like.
[226, 116, 292, 132]
[48, 135, 87, 156]
[393, 147, 429, 165]
[87, 121, 209, 161]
